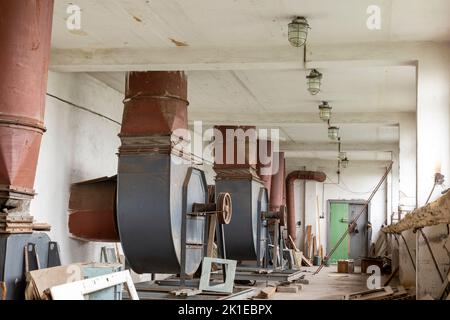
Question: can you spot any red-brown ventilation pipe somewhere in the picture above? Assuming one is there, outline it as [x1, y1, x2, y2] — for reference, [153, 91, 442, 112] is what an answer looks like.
[286, 170, 326, 241]
[68, 71, 189, 242]
[269, 152, 285, 212]
[0, 1, 54, 214]
[257, 140, 273, 195]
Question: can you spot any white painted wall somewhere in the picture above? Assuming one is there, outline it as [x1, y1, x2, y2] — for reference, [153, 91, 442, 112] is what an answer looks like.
[285, 161, 389, 258]
[30, 71, 124, 265]
[320, 166, 388, 251]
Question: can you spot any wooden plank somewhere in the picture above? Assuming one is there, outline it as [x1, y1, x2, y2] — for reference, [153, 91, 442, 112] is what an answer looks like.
[301, 255, 313, 267]
[258, 286, 276, 299]
[276, 285, 299, 293]
[305, 225, 312, 259]
[206, 215, 217, 258]
[312, 236, 317, 257]
[288, 235, 299, 252]
[26, 264, 83, 300]
[50, 270, 138, 300]
[32, 223, 51, 231]
[170, 289, 202, 297]
[345, 286, 394, 300]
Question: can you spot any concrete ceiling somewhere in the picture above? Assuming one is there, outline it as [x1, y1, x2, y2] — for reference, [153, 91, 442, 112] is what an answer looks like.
[50, 0, 443, 165]
[52, 0, 450, 48]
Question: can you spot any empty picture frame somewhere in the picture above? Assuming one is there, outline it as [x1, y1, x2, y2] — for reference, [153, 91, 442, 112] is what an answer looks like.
[199, 257, 237, 294]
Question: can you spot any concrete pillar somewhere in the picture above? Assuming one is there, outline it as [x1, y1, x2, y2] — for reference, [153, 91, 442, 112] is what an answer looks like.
[399, 113, 417, 210]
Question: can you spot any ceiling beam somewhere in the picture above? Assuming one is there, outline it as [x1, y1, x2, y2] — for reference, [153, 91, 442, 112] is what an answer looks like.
[281, 142, 398, 152]
[49, 41, 431, 72]
[50, 46, 305, 72]
[188, 111, 411, 126]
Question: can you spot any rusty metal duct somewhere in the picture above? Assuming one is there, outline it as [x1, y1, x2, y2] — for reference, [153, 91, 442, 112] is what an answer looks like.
[257, 140, 273, 196]
[286, 171, 326, 241]
[68, 176, 119, 242]
[117, 71, 208, 276]
[0, 1, 54, 216]
[214, 126, 268, 264]
[270, 152, 286, 213]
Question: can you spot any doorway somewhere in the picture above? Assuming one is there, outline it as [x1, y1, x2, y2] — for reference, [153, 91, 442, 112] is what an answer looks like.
[327, 200, 370, 264]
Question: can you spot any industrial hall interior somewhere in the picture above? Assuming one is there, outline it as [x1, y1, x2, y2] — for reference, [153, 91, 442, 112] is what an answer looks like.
[0, 0, 449, 302]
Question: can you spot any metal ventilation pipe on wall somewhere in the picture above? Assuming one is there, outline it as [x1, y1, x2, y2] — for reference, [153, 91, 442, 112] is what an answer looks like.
[0, 0, 54, 216]
[270, 152, 286, 213]
[286, 170, 327, 241]
[257, 139, 274, 197]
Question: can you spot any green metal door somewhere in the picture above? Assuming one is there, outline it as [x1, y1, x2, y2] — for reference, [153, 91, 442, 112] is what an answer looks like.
[329, 202, 349, 263]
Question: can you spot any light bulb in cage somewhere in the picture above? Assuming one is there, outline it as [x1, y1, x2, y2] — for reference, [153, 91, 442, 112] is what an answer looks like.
[307, 69, 322, 95]
[328, 126, 339, 140]
[319, 101, 332, 121]
[288, 17, 310, 47]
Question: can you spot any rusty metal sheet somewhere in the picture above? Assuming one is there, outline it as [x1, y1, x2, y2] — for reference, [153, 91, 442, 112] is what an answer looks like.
[68, 176, 119, 242]
[269, 152, 285, 212]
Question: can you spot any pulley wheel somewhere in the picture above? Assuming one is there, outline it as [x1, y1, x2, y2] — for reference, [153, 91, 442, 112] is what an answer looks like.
[216, 192, 232, 225]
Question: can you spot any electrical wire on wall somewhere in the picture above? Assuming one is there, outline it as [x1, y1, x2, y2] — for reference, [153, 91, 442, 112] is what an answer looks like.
[46, 92, 122, 126]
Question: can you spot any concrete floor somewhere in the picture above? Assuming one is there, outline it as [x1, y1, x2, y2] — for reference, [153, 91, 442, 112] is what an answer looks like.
[270, 266, 393, 300]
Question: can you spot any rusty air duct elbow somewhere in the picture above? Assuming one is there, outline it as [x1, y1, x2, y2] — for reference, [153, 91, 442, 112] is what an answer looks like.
[286, 170, 326, 241]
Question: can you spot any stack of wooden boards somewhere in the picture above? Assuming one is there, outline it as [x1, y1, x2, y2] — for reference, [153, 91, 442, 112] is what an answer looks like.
[0, 213, 51, 234]
[0, 214, 34, 233]
[344, 286, 415, 300]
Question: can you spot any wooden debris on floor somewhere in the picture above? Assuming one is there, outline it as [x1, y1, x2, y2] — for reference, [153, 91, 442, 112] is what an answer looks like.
[258, 286, 276, 299]
[276, 285, 299, 293]
[170, 288, 202, 297]
[344, 286, 415, 300]
[276, 280, 303, 294]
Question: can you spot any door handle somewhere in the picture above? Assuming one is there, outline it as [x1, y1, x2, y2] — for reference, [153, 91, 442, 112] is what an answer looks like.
[339, 218, 349, 223]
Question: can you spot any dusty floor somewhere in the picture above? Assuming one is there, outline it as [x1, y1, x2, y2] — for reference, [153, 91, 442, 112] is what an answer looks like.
[269, 266, 394, 300]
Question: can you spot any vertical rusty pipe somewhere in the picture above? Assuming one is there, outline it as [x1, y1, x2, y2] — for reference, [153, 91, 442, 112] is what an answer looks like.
[0, 0, 54, 212]
[270, 152, 285, 212]
[257, 140, 273, 195]
[286, 171, 326, 241]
